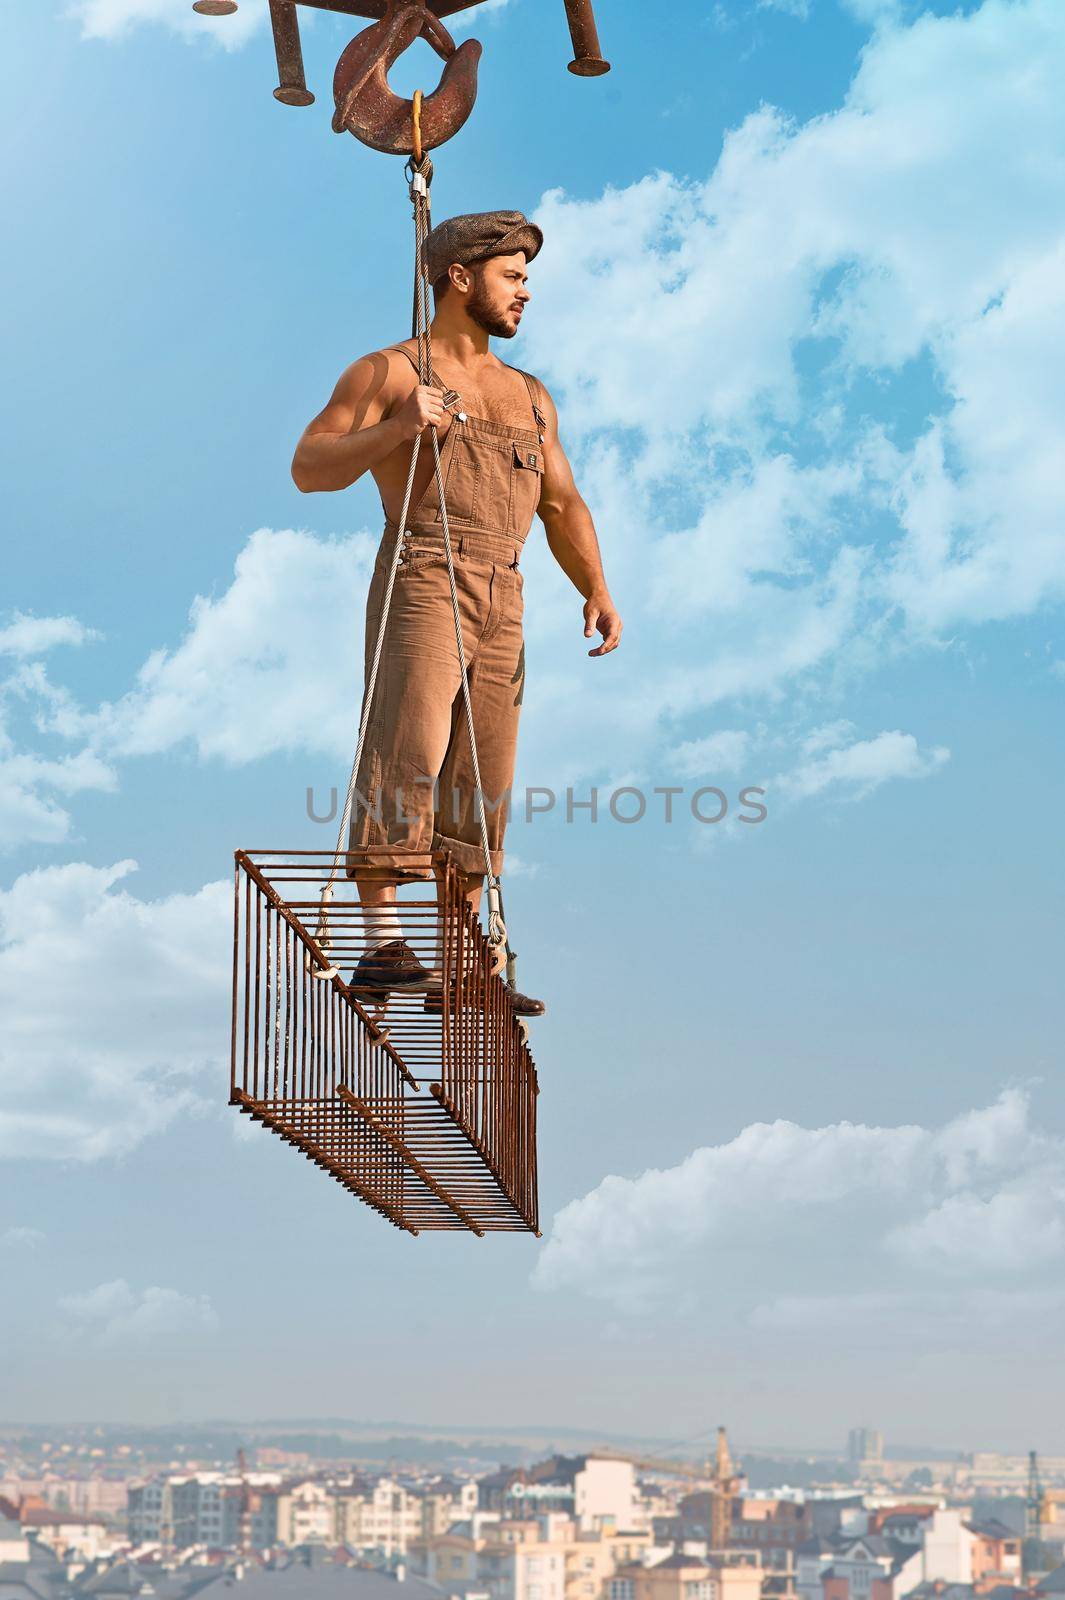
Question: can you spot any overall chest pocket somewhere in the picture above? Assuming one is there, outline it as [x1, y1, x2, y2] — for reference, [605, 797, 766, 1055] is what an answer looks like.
[436, 428, 483, 525]
[436, 428, 511, 530]
[435, 428, 544, 533]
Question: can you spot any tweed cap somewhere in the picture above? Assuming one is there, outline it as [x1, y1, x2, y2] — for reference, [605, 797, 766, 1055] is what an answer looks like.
[425, 209, 543, 285]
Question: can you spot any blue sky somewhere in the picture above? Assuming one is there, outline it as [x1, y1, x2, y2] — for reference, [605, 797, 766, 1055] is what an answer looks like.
[2, 0, 1064, 1449]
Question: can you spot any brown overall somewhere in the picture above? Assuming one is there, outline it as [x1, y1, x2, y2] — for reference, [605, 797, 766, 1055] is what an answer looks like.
[347, 349, 548, 882]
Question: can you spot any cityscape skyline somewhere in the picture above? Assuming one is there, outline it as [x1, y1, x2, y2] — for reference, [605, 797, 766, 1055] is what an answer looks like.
[3, 1426, 1065, 1600]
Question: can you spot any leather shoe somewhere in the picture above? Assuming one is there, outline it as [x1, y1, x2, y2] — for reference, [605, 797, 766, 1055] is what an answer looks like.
[347, 939, 442, 1005]
[423, 985, 546, 1019]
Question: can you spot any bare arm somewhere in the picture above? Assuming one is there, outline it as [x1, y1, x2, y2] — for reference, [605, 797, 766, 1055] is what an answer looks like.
[291, 350, 446, 493]
[536, 385, 623, 657]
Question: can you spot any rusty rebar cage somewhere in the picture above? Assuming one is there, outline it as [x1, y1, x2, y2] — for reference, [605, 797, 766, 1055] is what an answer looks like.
[230, 849, 539, 1235]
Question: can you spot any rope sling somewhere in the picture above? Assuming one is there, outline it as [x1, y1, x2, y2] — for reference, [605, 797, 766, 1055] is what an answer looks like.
[310, 146, 512, 988]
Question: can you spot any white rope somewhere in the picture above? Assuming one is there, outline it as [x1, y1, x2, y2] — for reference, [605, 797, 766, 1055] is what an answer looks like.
[309, 155, 506, 978]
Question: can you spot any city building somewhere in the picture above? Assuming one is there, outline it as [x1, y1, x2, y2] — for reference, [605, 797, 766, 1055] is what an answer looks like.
[416, 1511, 657, 1600]
[127, 1472, 282, 1551]
[479, 1461, 643, 1534]
[800, 1503, 1024, 1600]
[334, 1478, 426, 1556]
[0, 1517, 30, 1566]
[623, 1550, 763, 1600]
[275, 1480, 335, 1548]
[848, 1438, 885, 1472]
[575, 1465, 639, 1535]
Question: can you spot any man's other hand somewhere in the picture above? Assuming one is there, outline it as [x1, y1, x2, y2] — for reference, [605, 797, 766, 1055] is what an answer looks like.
[583, 595, 623, 657]
[396, 383, 447, 441]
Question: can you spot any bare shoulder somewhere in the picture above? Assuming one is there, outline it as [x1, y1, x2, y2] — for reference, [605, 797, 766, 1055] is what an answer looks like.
[336, 343, 414, 404]
[303, 344, 413, 436]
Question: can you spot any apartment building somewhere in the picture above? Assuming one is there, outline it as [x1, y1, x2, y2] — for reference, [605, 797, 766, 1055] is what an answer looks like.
[127, 1467, 481, 1559]
[566, 1528, 656, 1600]
[0, 1516, 29, 1565]
[422, 1529, 488, 1590]
[799, 1505, 1024, 1600]
[276, 1480, 335, 1547]
[479, 1461, 643, 1535]
[0, 1494, 115, 1563]
[968, 1459, 1065, 1490]
[821, 1536, 897, 1600]
[610, 1550, 764, 1600]
[16, 1504, 113, 1562]
[892, 1512, 1023, 1597]
[424, 1481, 481, 1538]
[336, 1478, 427, 1556]
[127, 1472, 281, 1550]
[849, 1437, 886, 1471]
[730, 1501, 813, 1568]
[418, 1513, 655, 1600]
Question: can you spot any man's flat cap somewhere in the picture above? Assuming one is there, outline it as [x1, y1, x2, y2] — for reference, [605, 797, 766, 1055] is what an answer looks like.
[425, 209, 543, 285]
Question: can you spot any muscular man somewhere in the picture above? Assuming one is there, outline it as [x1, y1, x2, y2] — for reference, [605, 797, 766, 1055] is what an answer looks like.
[292, 210, 622, 1018]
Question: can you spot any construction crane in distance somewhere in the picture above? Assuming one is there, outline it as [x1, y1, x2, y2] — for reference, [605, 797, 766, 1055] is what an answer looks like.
[591, 1427, 743, 1551]
[1026, 1450, 1049, 1540]
[236, 1448, 257, 1559]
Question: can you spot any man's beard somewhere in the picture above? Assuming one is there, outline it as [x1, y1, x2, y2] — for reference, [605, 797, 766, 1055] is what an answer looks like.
[466, 280, 517, 339]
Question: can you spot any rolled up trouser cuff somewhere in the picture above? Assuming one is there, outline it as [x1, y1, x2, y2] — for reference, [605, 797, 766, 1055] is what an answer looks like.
[344, 845, 435, 882]
[342, 839, 501, 880]
[431, 828, 504, 880]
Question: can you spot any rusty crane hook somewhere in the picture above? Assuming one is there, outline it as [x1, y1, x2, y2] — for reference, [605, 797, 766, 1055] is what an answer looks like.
[332, 0, 482, 157]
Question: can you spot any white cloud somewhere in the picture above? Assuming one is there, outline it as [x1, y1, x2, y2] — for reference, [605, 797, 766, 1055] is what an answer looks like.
[501, 852, 541, 879]
[68, 528, 373, 765]
[0, 640, 118, 850]
[0, 860, 230, 1161]
[2, 1225, 45, 1249]
[533, 1090, 1065, 1326]
[0, 615, 99, 658]
[777, 727, 949, 799]
[66, 0, 265, 49]
[759, 0, 811, 18]
[887, 1185, 1065, 1272]
[672, 730, 752, 778]
[58, 1278, 218, 1344]
[517, 0, 1065, 674]
[0, 740, 117, 851]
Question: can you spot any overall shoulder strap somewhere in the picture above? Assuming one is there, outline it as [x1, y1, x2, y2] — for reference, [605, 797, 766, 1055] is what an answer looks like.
[388, 344, 445, 389]
[511, 367, 548, 436]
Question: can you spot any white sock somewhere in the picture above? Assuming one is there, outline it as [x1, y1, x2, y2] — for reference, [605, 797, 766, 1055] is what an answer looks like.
[362, 904, 403, 951]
